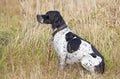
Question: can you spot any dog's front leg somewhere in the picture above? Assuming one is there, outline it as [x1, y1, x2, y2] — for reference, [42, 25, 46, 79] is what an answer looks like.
[58, 54, 67, 70]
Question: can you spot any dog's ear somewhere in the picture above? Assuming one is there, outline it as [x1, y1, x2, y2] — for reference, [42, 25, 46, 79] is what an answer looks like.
[52, 14, 60, 29]
[52, 13, 66, 29]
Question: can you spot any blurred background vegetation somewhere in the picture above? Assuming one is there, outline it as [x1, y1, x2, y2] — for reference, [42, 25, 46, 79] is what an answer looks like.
[0, 0, 120, 79]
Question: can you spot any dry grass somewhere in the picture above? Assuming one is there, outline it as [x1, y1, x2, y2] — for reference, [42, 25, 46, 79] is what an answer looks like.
[0, 0, 120, 79]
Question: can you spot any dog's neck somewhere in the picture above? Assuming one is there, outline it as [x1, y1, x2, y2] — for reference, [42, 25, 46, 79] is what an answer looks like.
[52, 24, 67, 37]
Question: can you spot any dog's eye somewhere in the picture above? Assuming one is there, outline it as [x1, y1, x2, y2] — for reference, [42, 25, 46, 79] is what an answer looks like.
[90, 53, 96, 58]
[46, 15, 49, 19]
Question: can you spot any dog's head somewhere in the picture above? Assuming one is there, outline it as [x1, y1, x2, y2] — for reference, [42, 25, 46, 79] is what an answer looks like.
[37, 11, 66, 30]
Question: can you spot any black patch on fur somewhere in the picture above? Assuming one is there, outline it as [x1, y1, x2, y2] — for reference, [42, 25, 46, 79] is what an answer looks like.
[90, 53, 96, 58]
[66, 32, 81, 53]
[91, 45, 103, 58]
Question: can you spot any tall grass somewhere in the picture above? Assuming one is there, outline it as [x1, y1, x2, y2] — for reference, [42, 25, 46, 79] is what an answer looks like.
[0, 0, 120, 79]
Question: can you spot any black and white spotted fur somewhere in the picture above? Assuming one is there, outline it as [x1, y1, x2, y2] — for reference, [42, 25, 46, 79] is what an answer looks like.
[37, 11, 105, 74]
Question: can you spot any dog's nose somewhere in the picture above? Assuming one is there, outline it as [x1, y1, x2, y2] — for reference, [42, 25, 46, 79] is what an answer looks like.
[94, 61, 104, 74]
[37, 15, 40, 21]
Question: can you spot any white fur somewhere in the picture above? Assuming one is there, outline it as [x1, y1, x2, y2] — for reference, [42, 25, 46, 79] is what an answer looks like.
[52, 27, 102, 72]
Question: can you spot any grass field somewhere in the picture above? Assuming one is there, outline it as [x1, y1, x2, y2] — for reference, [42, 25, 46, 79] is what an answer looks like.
[0, 0, 120, 79]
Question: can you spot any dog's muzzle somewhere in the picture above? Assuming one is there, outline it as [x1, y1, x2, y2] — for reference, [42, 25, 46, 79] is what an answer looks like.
[37, 15, 44, 23]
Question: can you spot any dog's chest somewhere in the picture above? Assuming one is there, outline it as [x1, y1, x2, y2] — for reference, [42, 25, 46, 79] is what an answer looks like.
[52, 28, 71, 55]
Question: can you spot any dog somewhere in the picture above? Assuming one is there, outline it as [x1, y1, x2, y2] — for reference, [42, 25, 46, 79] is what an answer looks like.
[37, 11, 105, 74]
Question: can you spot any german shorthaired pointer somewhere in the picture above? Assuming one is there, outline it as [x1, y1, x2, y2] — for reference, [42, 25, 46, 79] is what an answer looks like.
[37, 11, 105, 74]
